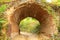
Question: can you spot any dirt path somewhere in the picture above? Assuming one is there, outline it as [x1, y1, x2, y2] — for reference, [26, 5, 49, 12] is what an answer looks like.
[12, 32, 50, 40]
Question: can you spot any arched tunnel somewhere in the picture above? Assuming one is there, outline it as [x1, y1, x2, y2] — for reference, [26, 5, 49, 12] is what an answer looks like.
[6, 1, 58, 39]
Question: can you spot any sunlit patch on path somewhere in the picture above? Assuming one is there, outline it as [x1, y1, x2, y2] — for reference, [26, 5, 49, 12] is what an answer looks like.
[12, 32, 50, 40]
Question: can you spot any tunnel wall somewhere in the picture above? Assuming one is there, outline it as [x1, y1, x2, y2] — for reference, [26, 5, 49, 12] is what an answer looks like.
[6, 2, 58, 37]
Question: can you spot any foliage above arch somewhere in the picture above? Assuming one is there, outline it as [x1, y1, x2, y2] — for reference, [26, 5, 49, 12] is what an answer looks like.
[41, 0, 60, 6]
[0, 0, 11, 2]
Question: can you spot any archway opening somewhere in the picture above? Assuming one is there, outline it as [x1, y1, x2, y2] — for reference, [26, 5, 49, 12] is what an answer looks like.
[19, 17, 40, 35]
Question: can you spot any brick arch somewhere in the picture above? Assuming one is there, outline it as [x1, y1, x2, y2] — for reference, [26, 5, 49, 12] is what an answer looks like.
[14, 3, 49, 24]
[7, 2, 58, 37]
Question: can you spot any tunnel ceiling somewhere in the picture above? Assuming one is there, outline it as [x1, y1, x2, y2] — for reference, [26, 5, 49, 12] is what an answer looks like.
[13, 2, 50, 25]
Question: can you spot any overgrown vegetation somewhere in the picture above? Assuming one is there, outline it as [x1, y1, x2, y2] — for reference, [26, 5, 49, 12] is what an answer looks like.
[20, 17, 40, 34]
[0, 3, 8, 40]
